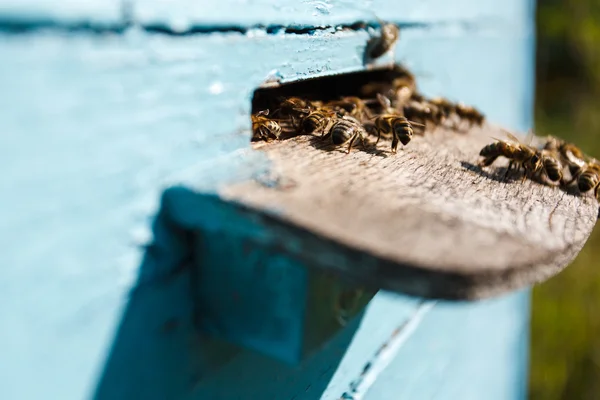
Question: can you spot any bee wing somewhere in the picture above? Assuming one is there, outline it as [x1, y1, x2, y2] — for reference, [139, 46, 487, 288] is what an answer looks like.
[407, 120, 426, 127]
[524, 128, 536, 146]
[376, 93, 392, 109]
[500, 129, 522, 144]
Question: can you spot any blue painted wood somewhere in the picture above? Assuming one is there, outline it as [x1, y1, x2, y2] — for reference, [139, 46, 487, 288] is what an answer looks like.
[132, 0, 528, 31]
[0, 0, 528, 31]
[0, 0, 535, 398]
[362, 291, 530, 400]
[0, 0, 123, 27]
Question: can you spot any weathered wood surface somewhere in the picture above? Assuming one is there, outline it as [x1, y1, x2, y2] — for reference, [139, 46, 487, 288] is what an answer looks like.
[222, 123, 598, 300]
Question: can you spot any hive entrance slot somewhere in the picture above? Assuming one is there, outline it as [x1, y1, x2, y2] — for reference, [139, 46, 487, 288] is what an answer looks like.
[252, 66, 412, 111]
[250, 65, 419, 144]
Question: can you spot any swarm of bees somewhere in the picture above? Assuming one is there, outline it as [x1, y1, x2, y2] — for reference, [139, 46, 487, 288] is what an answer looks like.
[250, 64, 598, 203]
[478, 130, 600, 200]
[250, 68, 486, 154]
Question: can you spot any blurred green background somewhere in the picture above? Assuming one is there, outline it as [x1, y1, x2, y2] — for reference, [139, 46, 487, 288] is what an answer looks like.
[531, 1, 600, 399]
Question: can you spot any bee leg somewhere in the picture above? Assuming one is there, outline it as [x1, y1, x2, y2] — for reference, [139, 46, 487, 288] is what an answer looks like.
[346, 134, 359, 154]
[503, 161, 514, 181]
[320, 119, 334, 139]
[375, 129, 382, 145]
[317, 123, 326, 138]
[391, 133, 399, 154]
[521, 167, 529, 183]
[360, 134, 368, 150]
[290, 115, 299, 132]
[258, 127, 270, 142]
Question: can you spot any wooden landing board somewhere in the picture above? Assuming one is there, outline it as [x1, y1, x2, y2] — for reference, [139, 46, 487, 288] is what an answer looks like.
[222, 124, 598, 300]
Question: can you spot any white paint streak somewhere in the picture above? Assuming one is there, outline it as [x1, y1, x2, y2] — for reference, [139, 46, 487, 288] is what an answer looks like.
[339, 301, 436, 400]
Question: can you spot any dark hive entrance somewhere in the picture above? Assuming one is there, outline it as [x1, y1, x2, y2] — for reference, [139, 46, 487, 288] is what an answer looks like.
[252, 66, 412, 111]
[250, 64, 484, 154]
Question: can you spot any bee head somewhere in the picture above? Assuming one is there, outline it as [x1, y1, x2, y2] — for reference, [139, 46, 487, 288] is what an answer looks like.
[395, 124, 413, 145]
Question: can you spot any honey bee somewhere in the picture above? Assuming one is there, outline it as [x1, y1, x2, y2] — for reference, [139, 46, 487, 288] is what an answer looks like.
[404, 100, 444, 130]
[539, 153, 563, 183]
[374, 114, 415, 153]
[390, 76, 417, 107]
[276, 96, 312, 115]
[251, 110, 282, 142]
[366, 19, 400, 60]
[273, 96, 313, 128]
[301, 109, 336, 136]
[428, 97, 456, 121]
[455, 103, 485, 127]
[322, 115, 368, 154]
[479, 130, 542, 181]
[370, 93, 421, 152]
[374, 93, 397, 114]
[325, 96, 373, 122]
[542, 136, 587, 184]
[578, 160, 600, 199]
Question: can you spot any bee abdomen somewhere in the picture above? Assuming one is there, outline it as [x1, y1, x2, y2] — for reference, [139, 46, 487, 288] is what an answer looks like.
[331, 118, 360, 145]
[392, 117, 411, 130]
[579, 170, 599, 193]
[543, 157, 562, 182]
[479, 142, 500, 158]
[392, 117, 413, 145]
[302, 114, 322, 133]
[331, 118, 364, 145]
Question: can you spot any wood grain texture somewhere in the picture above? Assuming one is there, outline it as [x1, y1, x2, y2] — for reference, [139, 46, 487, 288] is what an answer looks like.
[222, 122, 598, 300]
